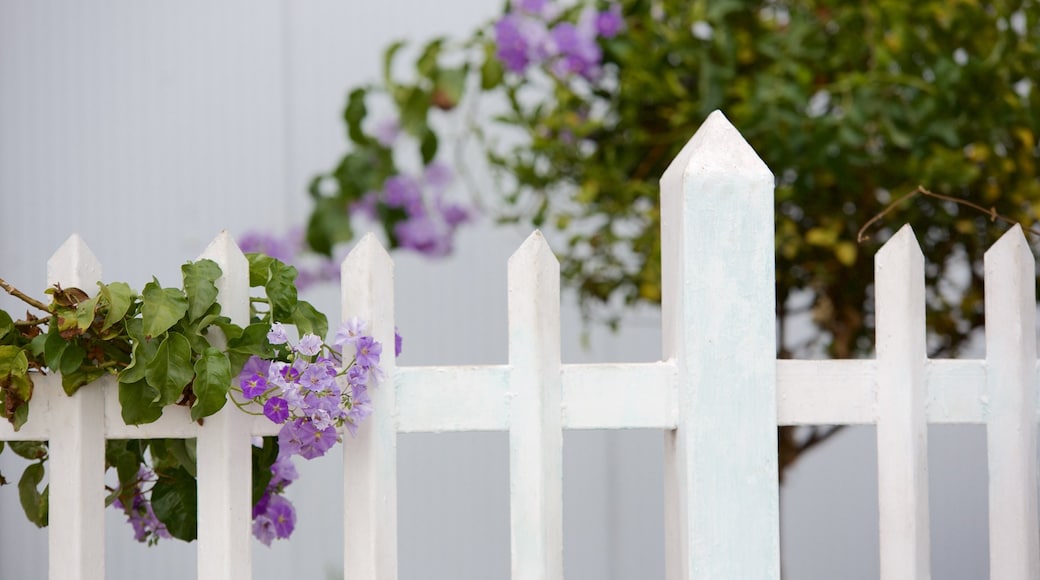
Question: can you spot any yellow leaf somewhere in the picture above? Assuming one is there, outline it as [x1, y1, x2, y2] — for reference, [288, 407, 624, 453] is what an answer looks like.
[834, 242, 858, 266]
[806, 227, 838, 247]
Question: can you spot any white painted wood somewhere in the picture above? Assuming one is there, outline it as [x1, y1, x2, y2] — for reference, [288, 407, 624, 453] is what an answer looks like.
[341, 233, 398, 580]
[395, 365, 510, 432]
[983, 225, 1040, 580]
[560, 362, 676, 429]
[506, 231, 563, 580]
[659, 110, 779, 580]
[925, 359, 987, 424]
[874, 225, 931, 580]
[46, 234, 106, 580]
[195, 232, 253, 580]
[776, 360, 877, 425]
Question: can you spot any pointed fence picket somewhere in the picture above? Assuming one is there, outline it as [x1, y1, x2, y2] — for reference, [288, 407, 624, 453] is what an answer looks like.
[1, 110, 1038, 580]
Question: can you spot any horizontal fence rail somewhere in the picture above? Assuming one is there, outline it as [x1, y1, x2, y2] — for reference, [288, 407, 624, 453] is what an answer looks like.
[1, 110, 1037, 580]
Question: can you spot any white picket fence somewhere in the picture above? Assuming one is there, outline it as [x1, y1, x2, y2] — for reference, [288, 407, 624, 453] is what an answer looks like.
[2, 110, 1038, 580]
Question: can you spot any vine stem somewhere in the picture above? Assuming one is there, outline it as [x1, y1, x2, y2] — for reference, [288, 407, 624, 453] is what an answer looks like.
[0, 277, 49, 312]
[14, 316, 51, 328]
[857, 185, 1040, 243]
[228, 390, 264, 416]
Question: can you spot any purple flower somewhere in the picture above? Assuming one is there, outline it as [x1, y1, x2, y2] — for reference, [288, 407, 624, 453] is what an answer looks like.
[346, 388, 373, 437]
[277, 419, 305, 456]
[238, 231, 298, 264]
[550, 21, 602, 78]
[267, 323, 289, 345]
[295, 419, 339, 459]
[438, 200, 471, 228]
[495, 14, 531, 73]
[423, 161, 454, 190]
[264, 397, 290, 424]
[295, 334, 323, 357]
[354, 336, 382, 369]
[596, 5, 624, 38]
[383, 175, 423, 214]
[253, 515, 276, 546]
[394, 328, 403, 357]
[112, 468, 172, 545]
[346, 364, 367, 388]
[240, 373, 268, 400]
[300, 360, 336, 392]
[266, 495, 297, 539]
[241, 356, 271, 381]
[334, 316, 367, 348]
[270, 455, 299, 484]
[394, 215, 452, 257]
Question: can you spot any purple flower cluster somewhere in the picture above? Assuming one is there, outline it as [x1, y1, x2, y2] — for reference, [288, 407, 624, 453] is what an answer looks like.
[494, 1, 623, 80]
[112, 467, 172, 546]
[235, 317, 387, 543]
[238, 228, 341, 291]
[353, 161, 472, 258]
[251, 454, 299, 546]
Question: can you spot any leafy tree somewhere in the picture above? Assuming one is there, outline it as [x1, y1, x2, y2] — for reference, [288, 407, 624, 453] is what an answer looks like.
[306, 0, 1040, 472]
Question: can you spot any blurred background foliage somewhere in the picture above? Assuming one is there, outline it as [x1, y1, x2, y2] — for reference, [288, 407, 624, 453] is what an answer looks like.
[304, 0, 1040, 473]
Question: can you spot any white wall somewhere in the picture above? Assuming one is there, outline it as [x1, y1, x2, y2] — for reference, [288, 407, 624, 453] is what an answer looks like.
[0, 2, 988, 578]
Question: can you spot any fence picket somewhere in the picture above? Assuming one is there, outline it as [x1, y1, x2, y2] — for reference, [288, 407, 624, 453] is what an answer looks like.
[45, 235, 106, 580]
[341, 234, 398, 580]
[875, 225, 931, 580]
[507, 231, 563, 580]
[5, 113, 1040, 580]
[984, 225, 1040, 579]
[660, 110, 779, 580]
[196, 232, 253, 580]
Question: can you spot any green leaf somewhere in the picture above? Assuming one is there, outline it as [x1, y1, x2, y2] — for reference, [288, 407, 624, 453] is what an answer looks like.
[480, 45, 504, 90]
[246, 253, 275, 288]
[74, 295, 99, 331]
[265, 261, 299, 321]
[251, 436, 278, 506]
[306, 197, 354, 257]
[382, 40, 407, 86]
[145, 332, 194, 406]
[106, 440, 146, 493]
[227, 323, 275, 357]
[98, 282, 133, 332]
[190, 348, 230, 421]
[344, 88, 371, 145]
[12, 400, 29, 431]
[150, 466, 197, 542]
[59, 343, 85, 375]
[117, 378, 163, 425]
[18, 462, 48, 528]
[61, 365, 106, 396]
[0, 345, 29, 378]
[9, 441, 47, 461]
[119, 334, 159, 385]
[398, 87, 431, 137]
[416, 38, 444, 79]
[165, 439, 197, 478]
[43, 328, 69, 371]
[141, 278, 189, 339]
[1, 345, 35, 430]
[433, 67, 467, 110]
[0, 310, 13, 341]
[181, 259, 222, 322]
[290, 301, 328, 340]
[419, 129, 439, 165]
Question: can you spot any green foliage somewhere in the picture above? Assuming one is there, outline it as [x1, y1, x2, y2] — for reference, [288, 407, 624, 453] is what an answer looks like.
[311, 0, 1040, 362]
[0, 251, 331, 541]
